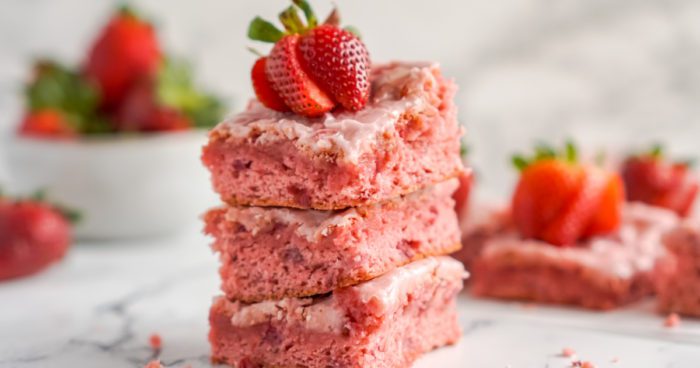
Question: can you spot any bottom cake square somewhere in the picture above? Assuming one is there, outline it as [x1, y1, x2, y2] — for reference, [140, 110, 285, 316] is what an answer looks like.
[209, 257, 466, 367]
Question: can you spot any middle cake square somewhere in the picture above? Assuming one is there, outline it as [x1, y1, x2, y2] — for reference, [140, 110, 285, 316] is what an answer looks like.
[204, 179, 461, 303]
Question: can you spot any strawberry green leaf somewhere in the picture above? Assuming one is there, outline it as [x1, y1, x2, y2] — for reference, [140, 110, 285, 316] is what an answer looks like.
[292, 0, 317, 28]
[649, 143, 663, 158]
[565, 140, 577, 163]
[512, 155, 529, 171]
[248, 17, 284, 43]
[279, 5, 305, 33]
[460, 141, 469, 158]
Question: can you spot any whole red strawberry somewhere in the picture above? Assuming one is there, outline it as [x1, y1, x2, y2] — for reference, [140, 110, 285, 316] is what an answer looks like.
[84, 6, 161, 111]
[251, 57, 289, 112]
[117, 79, 191, 132]
[621, 146, 698, 217]
[18, 108, 76, 138]
[0, 199, 72, 281]
[247, 0, 371, 116]
[511, 142, 623, 246]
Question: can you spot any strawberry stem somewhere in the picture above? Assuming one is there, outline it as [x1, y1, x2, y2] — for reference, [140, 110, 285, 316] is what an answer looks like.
[248, 17, 284, 43]
[279, 6, 306, 34]
[292, 0, 317, 28]
[323, 7, 340, 26]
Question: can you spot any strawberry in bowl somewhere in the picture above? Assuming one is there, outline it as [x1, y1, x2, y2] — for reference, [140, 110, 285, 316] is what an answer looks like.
[4, 5, 222, 239]
[621, 145, 698, 217]
[453, 142, 679, 310]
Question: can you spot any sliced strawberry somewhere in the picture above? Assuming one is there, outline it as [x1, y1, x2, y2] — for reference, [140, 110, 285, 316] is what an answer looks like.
[298, 24, 370, 111]
[0, 200, 72, 281]
[251, 57, 289, 112]
[512, 159, 590, 246]
[84, 7, 161, 111]
[585, 172, 625, 237]
[18, 109, 76, 139]
[266, 35, 335, 117]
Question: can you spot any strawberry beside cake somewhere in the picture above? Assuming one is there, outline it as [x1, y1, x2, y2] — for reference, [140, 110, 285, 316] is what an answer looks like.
[209, 257, 467, 368]
[202, 61, 463, 210]
[657, 220, 700, 317]
[205, 180, 461, 302]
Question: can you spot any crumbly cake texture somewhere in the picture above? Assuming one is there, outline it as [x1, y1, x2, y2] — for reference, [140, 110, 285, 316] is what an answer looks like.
[209, 257, 466, 368]
[202, 62, 464, 210]
[470, 203, 679, 310]
[205, 179, 461, 303]
[657, 220, 700, 317]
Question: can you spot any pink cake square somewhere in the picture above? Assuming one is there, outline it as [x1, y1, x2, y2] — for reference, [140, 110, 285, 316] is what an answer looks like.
[469, 203, 679, 310]
[205, 180, 461, 303]
[657, 220, 700, 317]
[202, 62, 463, 210]
[209, 257, 466, 368]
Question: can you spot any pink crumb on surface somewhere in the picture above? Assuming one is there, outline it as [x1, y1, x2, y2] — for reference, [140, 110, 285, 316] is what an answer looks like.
[143, 360, 163, 368]
[572, 361, 596, 368]
[205, 180, 461, 302]
[664, 313, 681, 328]
[202, 62, 463, 210]
[561, 347, 576, 358]
[209, 257, 466, 367]
[149, 334, 162, 351]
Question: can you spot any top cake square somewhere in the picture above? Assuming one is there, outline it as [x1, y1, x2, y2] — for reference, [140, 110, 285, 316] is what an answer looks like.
[202, 62, 464, 210]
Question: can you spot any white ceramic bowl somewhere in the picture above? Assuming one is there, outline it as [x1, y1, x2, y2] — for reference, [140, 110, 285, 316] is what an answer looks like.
[1, 131, 216, 239]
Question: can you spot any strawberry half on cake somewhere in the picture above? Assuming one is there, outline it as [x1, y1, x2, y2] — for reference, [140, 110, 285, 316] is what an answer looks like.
[209, 257, 467, 368]
[202, 3, 463, 210]
[464, 143, 680, 310]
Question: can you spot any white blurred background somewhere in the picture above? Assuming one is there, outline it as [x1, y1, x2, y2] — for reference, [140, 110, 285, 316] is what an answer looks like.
[1, 0, 699, 197]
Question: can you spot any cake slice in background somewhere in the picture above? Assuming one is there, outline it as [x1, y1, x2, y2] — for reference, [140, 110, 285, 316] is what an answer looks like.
[657, 219, 700, 317]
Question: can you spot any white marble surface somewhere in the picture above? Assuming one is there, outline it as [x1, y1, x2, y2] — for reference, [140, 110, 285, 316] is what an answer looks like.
[1, 227, 699, 368]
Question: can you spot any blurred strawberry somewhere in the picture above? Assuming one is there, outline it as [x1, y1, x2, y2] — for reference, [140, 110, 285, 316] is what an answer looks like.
[18, 109, 76, 138]
[585, 172, 625, 237]
[84, 6, 161, 111]
[511, 142, 622, 246]
[116, 77, 191, 132]
[621, 146, 698, 217]
[0, 199, 72, 281]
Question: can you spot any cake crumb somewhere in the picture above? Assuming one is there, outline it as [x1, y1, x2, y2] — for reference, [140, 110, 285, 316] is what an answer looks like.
[611, 357, 620, 364]
[144, 360, 164, 368]
[572, 361, 595, 368]
[561, 347, 576, 358]
[664, 313, 681, 328]
[149, 333, 162, 351]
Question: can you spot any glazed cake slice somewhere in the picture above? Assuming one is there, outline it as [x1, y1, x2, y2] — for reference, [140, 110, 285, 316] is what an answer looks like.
[209, 257, 466, 368]
[470, 203, 679, 310]
[202, 62, 463, 210]
[657, 219, 700, 317]
[205, 180, 461, 303]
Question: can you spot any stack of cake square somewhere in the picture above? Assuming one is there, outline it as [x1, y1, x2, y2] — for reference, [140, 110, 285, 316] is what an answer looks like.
[202, 62, 468, 367]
